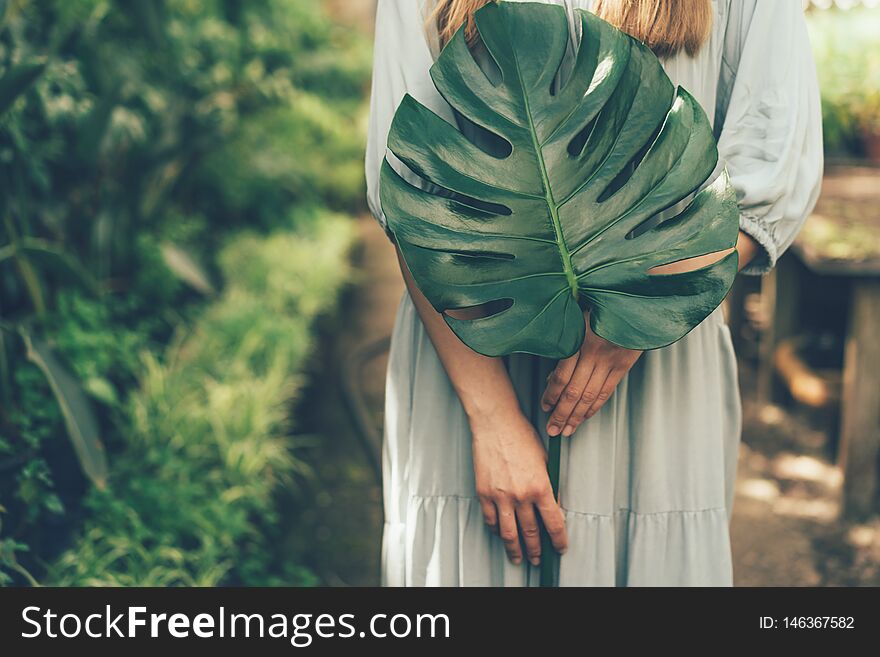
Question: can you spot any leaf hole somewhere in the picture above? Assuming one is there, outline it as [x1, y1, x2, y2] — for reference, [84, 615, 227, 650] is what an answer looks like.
[443, 298, 513, 320]
[449, 249, 515, 262]
[468, 33, 503, 86]
[625, 212, 663, 240]
[596, 117, 665, 204]
[548, 25, 578, 97]
[413, 173, 513, 216]
[567, 114, 599, 157]
[412, 241, 515, 262]
[647, 249, 734, 275]
[455, 111, 513, 158]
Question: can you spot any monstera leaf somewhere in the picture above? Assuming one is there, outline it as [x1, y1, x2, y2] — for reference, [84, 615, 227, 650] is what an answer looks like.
[379, 1, 739, 359]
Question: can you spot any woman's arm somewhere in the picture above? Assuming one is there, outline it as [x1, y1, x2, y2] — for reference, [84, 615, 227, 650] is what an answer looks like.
[717, 0, 823, 275]
[393, 245, 520, 427]
[734, 230, 759, 272]
[393, 245, 568, 566]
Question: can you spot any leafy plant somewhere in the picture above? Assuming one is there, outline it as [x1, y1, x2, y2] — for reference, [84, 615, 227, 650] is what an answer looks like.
[0, 0, 369, 585]
[48, 212, 353, 586]
[806, 7, 880, 155]
[381, 2, 738, 361]
[379, 1, 739, 586]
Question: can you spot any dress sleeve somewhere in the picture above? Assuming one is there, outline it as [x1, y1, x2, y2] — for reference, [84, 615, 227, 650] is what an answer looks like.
[717, 0, 824, 276]
[365, 0, 449, 244]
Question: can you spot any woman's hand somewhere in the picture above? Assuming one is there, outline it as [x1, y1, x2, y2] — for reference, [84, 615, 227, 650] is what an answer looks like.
[471, 412, 568, 566]
[541, 311, 642, 437]
[394, 244, 565, 566]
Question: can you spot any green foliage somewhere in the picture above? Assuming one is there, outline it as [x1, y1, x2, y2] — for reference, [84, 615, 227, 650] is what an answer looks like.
[200, 96, 367, 224]
[47, 214, 353, 586]
[806, 7, 880, 155]
[0, 0, 368, 585]
[0, 57, 46, 117]
[382, 3, 738, 359]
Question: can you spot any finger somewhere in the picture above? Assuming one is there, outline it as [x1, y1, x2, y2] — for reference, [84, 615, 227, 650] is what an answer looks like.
[561, 393, 594, 437]
[479, 497, 498, 535]
[560, 364, 612, 435]
[497, 502, 522, 565]
[536, 491, 568, 554]
[585, 368, 624, 420]
[515, 502, 542, 566]
[561, 366, 611, 436]
[541, 354, 578, 412]
[547, 359, 595, 437]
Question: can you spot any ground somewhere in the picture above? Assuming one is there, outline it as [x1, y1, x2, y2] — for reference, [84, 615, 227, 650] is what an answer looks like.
[286, 215, 880, 586]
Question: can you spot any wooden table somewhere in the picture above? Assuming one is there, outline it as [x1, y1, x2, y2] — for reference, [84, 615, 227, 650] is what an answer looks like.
[788, 165, 880, 519]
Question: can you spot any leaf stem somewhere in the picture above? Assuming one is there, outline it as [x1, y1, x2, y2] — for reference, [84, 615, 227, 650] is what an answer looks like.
[540, 434, 561, 587]
[510, 30, 570, 588]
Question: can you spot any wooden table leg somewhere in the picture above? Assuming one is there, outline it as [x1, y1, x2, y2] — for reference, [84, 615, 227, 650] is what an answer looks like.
[757, 254, 801, 405]
[723, 276, 748, 349]
[838, 279, 880, 520]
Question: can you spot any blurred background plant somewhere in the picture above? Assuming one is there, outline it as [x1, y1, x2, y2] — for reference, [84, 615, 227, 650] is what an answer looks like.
[806, 4, 880, 159]
[0, 0, 369, 585]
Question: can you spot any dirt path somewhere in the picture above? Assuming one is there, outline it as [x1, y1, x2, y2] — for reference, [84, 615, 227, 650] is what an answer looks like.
[731, 399, 880, 586]
[288, 215, 879, 586]
[280, 217, 400, 586]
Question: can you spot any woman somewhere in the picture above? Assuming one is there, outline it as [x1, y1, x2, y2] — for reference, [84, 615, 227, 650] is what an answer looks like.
[365, 0, 822, 586]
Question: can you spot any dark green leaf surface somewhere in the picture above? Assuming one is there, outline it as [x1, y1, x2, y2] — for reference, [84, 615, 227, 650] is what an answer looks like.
[0, 58, 46, 117]
[21, 330, 108, 489]
[380, 1, 739, 358]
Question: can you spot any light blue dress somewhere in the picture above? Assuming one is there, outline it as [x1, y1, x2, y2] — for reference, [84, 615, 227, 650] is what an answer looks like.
[365, 0, 823, 586]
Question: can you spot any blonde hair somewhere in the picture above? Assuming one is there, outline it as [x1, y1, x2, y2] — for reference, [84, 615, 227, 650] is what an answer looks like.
[429, 0, 713, 58]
